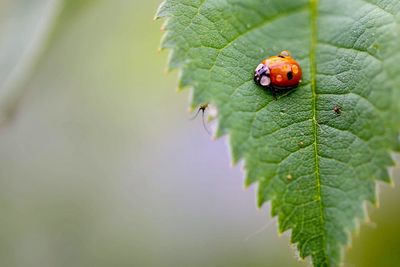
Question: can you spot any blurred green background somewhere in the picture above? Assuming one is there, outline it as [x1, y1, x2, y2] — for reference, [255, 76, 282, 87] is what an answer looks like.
[0, 1, 399, 266]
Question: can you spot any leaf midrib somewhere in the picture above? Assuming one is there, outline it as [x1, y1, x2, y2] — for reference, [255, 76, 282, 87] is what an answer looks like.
[310, 0, 328, 263]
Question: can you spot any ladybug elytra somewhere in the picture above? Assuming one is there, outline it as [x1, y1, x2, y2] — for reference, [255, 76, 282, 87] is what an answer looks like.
[254, 50, 302, 94]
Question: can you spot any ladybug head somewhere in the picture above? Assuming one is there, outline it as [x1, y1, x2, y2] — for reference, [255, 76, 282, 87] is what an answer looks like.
[254, 63, 271, 87]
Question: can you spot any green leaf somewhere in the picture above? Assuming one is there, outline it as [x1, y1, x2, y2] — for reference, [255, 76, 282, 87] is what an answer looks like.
[0, 0, 62, 122]
[156, 0, 400, 266]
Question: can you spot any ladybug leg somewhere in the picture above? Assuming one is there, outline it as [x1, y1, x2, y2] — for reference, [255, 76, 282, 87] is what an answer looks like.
[277, 89, 295, 99]
[274, 85, 300, 99]
[270, 87, 279, 100]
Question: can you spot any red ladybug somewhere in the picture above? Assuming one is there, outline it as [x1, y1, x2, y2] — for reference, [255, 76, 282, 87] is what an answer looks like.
[254, 50, 302, 94]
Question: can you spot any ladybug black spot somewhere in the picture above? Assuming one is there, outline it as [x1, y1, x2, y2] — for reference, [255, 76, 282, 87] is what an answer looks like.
[287, 71, 293, 80]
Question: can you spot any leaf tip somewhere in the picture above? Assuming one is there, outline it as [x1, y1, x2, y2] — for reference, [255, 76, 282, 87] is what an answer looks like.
[244, 177, 252, 188]
[256, 193, 265, 209]
[154, 1, 167, 20]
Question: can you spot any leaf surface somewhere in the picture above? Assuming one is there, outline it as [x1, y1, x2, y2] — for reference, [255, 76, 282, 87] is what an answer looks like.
[156, 0, 400, 266]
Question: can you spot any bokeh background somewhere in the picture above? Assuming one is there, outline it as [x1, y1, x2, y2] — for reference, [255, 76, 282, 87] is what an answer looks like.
[0, 1, 399, 267]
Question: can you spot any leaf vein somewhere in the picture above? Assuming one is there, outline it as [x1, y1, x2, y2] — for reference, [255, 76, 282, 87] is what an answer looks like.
[310, 0, 328, 264]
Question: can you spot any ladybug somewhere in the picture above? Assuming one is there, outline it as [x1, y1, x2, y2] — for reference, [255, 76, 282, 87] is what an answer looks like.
[254, 50, 302, 94]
